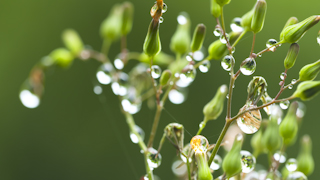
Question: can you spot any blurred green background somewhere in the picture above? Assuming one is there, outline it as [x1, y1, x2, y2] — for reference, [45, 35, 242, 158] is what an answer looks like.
[0, 0, 320, 179]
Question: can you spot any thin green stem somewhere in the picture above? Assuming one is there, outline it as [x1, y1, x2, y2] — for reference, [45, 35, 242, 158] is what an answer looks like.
[250, 33, 256, 56]
[147, 104, 163, 148]
[231, 30, 247, 49]
[101, 39, 112, 57]
[144, 153, 154, 180]
[196, 117, 208, 135]
[208, 121, 232, 166]
[124, 112, 147, 151]
[256, 42, 282, 57]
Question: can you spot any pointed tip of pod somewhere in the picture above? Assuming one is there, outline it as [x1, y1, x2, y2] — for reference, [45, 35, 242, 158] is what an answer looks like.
[191, 24, 206, 52]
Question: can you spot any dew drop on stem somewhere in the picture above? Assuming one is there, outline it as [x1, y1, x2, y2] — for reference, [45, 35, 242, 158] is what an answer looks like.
[230, 17, 244, 32]
[199, 60, 210, 73]
[129, 125, 145, 144]
[240, 57, 256, 76]
[151, 65, 162, 79]
[286, 158, 298, 172]
[240, 150, 256, 173]
[266, 39, 278, 52]
[221, 55, 235, 71]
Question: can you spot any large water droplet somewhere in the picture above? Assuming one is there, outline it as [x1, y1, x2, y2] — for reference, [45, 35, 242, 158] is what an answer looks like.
[162, 3, 168, 13]
[177, 14, 187, 25]
[151, 65, 162, 79]
[20, 89, 41, 109]
[317, 31, 320, 45]
[240, 150, 256, 173]
[190, 135, 209, 153]
[230, 17, 244, 32]
[286, 171, 307, 180]
[286, 158, 298, 172]
[147, 147, 162, 169]
[240, 58, 256, 76]
[180, 65, 196, 84]
[280, 100, 290, 110]
[96, 63, 113, 85]
[199, 60, 210, 73]
[193, 50, 205, 61]
[266, 39, 278, 52]
[93, 85, 103, 95]
[280, 72, 287, 80]
[130, 125, 145, 144]
[169, 89, 186, 104]
[273, 151, 287, 163]
[221, 55, 235, 71]
[159, 17, 164, 23]
[209, 154, 222, 171]
[171, 160, 187, 177]
[237, 105, 262, 134]
[114, 58, 124, 70]
[220, 33, 229, 44]
[213, 27, 222, 37]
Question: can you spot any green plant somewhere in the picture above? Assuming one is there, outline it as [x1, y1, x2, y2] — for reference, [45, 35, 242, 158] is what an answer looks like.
[19, 0, 320, 179]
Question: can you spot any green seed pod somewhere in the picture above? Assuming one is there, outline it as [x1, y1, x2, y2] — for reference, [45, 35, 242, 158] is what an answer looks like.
[170, 12, 191, 55]
[100, 4, 123, 41]
[297, 135, 314, 176]
[207, 31, 241, 60]
[222, 134, 243, 178]
[282, 17, 299, 31]
[293, 81, 320, 101]
[262, 111, 281, 153]
[195, 152, 213, 180]
[191, 24, 206, 52]
[279, 102, 299, 146]
[251, 0, 267, 33]
[251, 121, 267, 157]
[280, 15, 320, 43]
[215, 0, 231, 7]
[139, 52, 174, 66]
[62, 29, 84, 55]
[299, 59, 320, 81]
[284, 43, 300, 70]
[203, 84, 228, 121]
[241, 9, 254, 31]
[211, 0, 221, 18]
[121, 2, 134, 36]
[143, 19, 161, 57]
[49, 48, 74, 68]
[160, 70, 172, 86]
[164, 123, 184, 149]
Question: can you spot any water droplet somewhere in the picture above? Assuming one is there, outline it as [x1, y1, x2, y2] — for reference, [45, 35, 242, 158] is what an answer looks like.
[122, 99, 141, 114]
[114, 58, 124, 70]
[237, 105, 262, 134]
[273, 151, 286, 163]
[221, 55, 235, 71]
[19, 80, 42, 109]
[130, 125, 145, 144]
[162, 3, 167, 13]
[151, 65, 162, 79]
[180, 144, 192, 163]
[220, 33, 229, 44]
[93, 85, 103, 95]
[286, 158, 298, 172]
[96, 63, 114, 85]
[240, 150, 256, 173]
[280, 72, 287, 80]
[193, 50, 204, 61]
[230, 17, 244, 32]
[258, 54, 262, 58]
[143, 175, 149, 180]
[317, 31, 320, 45]
[226, 94, 229, 99]
[190, 135, 209, 153]
[291, 79, 297, 84]
[147, 147, 162, 169]
[296, 102, 306, 119]
[266, 39, 278, 52]
[180, 65, 196, 84]
[287, 171, 307, 180]
[186, 54, 193, 62]
[199, 60, 210, 73]
[169, 89, 186, 104]
[171, 160, 187, 177]
[209, 154, 222, 171]
[240, 57, 256, 75]
[177, 15, 187, 25]
[280, 100, 290, 110]
[150, 3, 158, 17]
[231, 47, 236, 54]
[213, 27, 222, 37]
[159, 17, 164, 23]
[288, 85, 293, 89]
[111, 72, 128, 96]
[217, 175, 236, 180]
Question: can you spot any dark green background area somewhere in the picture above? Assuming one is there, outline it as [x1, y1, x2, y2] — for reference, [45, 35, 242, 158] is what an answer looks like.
[0, 0, 320, 179]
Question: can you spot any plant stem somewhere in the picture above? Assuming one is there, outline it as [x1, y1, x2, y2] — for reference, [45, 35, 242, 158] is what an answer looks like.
[101, 39, 111, 57]
[256, 42, 282, 57]
[250, 33, 256, 56]
[208, 121, 232, 166]
[196, 117, 208, 135]
[147, 104, 163, 148]
[231, 30, 247, 49]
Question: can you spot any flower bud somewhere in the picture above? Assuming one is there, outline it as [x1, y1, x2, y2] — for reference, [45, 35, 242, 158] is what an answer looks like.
[297, 135, 314, 176]
[293, 81, 320, 101]
[164, 123, 184, 149]
[282, 17, 299, 31]
[121, 2, 134, 36]
[222, 134, 243, 178]
[160, 70, 172, 86]
[143, 19, 161, 57]
[299, 59, 320, 81]
[280, 15, 320, 43]
[211, 0, 221, 18]
[62, 29, 84, 55]
[100, 4, 123, 41]
[170, 12, 191, 55]
[196, 152, 213, 180]
[284, 43, 300, 70]
[279, 102, 299, 146]
[241, 9, 254, 31]
[208, 31, 241, 60]
[251, 0, 267, 33]
[49, 48, 74, 68]
[191, 24, 206, 52]
[215, 0, 231, 7]
[203, 84, 228, 121]
[262, 110, 281, 153]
